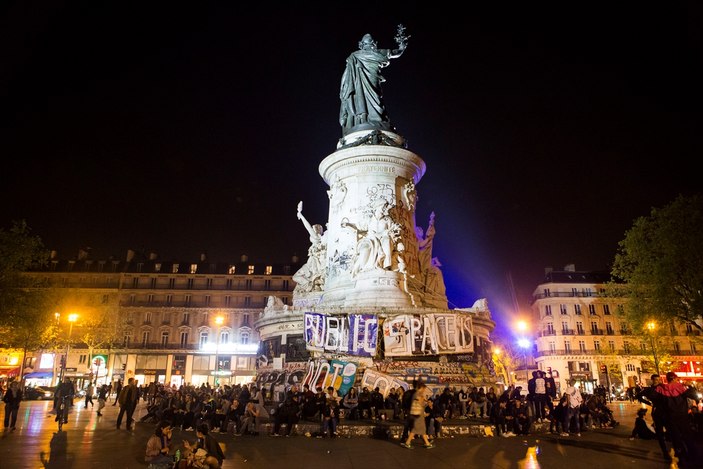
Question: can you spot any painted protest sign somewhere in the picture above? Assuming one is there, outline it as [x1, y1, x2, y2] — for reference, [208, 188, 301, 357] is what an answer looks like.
[301, 358, 358, 395]
[382, 313, 473, 356]
[304, 312, 378, 356]
[360, 368, 410, 398]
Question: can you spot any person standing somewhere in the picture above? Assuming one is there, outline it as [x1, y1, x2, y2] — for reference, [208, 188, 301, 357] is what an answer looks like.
[636, 374, 670, 461]
[401, 381, 433, 449]
[116, 377, 139, 430]
[655, 372, 700, 464]
[112, 379, 123, 406]
[2, 381, 23, 431]
[561, 379, 583, 436]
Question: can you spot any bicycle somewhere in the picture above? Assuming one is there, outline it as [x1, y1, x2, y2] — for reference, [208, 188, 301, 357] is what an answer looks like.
[56, 395, 70, 431]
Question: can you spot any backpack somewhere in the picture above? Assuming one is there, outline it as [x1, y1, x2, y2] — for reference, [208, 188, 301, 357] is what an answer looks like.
[401, 389, 416, 412]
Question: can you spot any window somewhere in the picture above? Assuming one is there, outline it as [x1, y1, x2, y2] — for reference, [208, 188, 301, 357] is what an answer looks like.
[180, 331, 189, 346]
[182, 312, 190, 325]
[617, 304, 625, 315]
[608, 340, 615, 352]
[564, 341, 571, 353]
[571, 288, 578, 297]
[245, 279, 252, 290]
[591, 322, 599, 333]
[248, 265, 255, 275]
[155, 263, 161, 272]
[185, 295, 192, 306]
[549, 341, 556, 352]
[623, 342, 631, 353]
[206, 278, 213, 289]
[123, 332, 132, 347]
[132, 277, 139, 288]
[228, 265, 236, 275]
[561, 321, 569, 333]
[221, 330, 229, 344]
[187, 279, 194, 289]
[129, 294, 136, 305]
[691, 342, 697, 353]
[605, 322, 613, 334]
[546, 322, 554, 334]
[576, 322, 584, 334]
[79, 355, 88, 364]
[169, 278, 175, 288]
[147, 294, 154, 305]
[640, 342, 647, 352]
[240, 330, 250, 344]
[226, 279, 233, 289]
[166, 294, 173, 306]
[545, 305, 552, 316]
[242, 313, 250, 326]
[145, 312, 152, 324]
[150, 278, 157, 288]
[190, 264, 198, 274]
[244, 296, 252, 306]
[264, 279, 271, 290]
[574, 304, 582, 315]
[594, 340, 601, 351]
[674, 342, 680, 353]
[205, 295, 211, 306]
[199, 331, 209, 348]
[588, 304, 596, 315]
[161, 331, 169, 346]
[265, 265, 272, 275]
[225, 296, 231, 307]
[625, 364, 636, 372]
[560, 304, 568, 315]
[603, 304, 611, 315]
[578, 340, 586, 352]
[543, 288, 551, 297]
[283, 280, 289, 290]
[142, 331, 150, 345]
[583, 288, 592, 297]
[163, 312, 170, 324]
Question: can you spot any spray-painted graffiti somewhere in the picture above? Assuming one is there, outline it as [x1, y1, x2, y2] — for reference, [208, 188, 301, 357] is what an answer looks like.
[304, 312, 378, 356]
[382, 313, 473, 356]
[300, 359, 358, 396]
[360, 369, 410, 398]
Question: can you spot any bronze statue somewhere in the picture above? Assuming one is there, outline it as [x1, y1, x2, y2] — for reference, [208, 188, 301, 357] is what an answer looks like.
[339, 25, 409, 136]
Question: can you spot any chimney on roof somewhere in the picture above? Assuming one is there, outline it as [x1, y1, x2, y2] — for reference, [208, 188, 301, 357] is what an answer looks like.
[240, 254, 248, 262]
[564, 264, 575, 272]
[126, 249, 135, 262]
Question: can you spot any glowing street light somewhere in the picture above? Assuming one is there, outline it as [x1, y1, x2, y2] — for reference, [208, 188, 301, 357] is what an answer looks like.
[214, 315, 224, 386]
[492, 347, 513, 386]
[646, 321, 660, 376]
[57, 312, 79, 384]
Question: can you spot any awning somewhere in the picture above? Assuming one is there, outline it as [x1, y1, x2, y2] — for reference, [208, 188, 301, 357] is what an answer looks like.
[23, 371, 54, 379]
[0, 366, 20, 378]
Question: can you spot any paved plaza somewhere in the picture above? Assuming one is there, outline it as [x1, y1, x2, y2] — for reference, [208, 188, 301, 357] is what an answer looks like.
[0, 399, 691, 468]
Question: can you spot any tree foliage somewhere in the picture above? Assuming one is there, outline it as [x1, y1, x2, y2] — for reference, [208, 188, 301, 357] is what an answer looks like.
[610, 194, 703, 332]
[0, 220, 52, 348]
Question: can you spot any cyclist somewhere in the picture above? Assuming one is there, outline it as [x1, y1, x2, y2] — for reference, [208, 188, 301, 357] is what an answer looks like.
[54, 377, 74, 424]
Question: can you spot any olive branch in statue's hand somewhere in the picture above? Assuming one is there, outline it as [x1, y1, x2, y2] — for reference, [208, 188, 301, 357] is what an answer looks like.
[395, 24, 410, 48]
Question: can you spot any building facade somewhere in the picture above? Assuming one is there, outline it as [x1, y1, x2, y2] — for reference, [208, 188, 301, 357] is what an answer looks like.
[532, 267, 702, 396]
[12, 250, 300, 389]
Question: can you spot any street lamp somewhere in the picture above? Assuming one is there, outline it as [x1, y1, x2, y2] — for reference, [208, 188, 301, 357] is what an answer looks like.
[57, 313, 79, 384]
[646, 321, 660, 376]
[493, 347, 513, 386]
[214, 315, 224, 387]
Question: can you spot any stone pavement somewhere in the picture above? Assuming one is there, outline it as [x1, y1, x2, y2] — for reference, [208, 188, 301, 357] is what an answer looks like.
[0, 398, 696, 468]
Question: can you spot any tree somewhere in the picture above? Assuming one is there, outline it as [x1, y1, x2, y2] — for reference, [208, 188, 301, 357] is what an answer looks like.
[0, 220, 53, 377]
[610, 194, 703, 332]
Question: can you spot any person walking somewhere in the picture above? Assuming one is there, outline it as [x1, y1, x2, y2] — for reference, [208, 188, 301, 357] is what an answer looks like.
[96, 384, 108, 416]
[116, 377, 139, 430]
[401, 381, 433, 449]
[655, 372, 700, 464]
[2, 381, 23, 431]
[84, 382, 95, 409]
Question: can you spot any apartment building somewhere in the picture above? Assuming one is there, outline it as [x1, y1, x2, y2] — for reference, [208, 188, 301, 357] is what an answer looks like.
[531, 267, 702, 396]
[14, 250, 299, 389]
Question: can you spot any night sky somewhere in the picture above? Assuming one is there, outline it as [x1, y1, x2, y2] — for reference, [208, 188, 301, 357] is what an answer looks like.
[2, 3, 701, 338]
